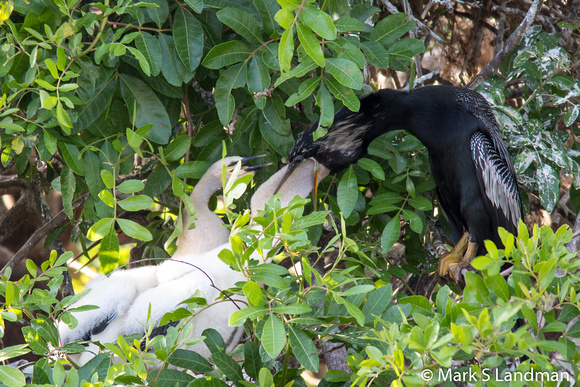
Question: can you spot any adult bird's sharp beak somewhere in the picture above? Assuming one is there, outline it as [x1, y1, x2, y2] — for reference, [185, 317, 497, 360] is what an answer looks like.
[233, 154, 270, 172]
[273, 159, 300, 195]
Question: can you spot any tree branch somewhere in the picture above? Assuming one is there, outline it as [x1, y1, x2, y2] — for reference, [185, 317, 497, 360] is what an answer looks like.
[467, 0, 543, 90]
[0, 192, 89, 275]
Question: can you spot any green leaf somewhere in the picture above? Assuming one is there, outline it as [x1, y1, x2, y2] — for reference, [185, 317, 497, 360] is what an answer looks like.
[58, 142, 86, 176]
[262, 96, 290, 135]
[288, 326, 319, 372]
[119, 74, 171, 144]
[215, 62, 247, 125]
[147, 0, 169, 28]
[211, 352, 244, 384]
[116, 218, 153, 241]
[279, 25, 294, 73]
[381, 216, 400, 252]
[117, 180, 145, 194]
[174, 7, 204, 72]
[75, 68, 115, 132]
[362, 285, 392, 319]
[247, 56, 270, 106]
[340, 284, 375, 297]
[118, 195, 153, 211]
[285, 77, 319, 106]
[156, 368, 194, 387]
[254, 0, 280, 37]
[407, 196, 432, 211]
[370, 13, 415, 45]
[159, 33, 192, 86]
[334, 17, 366, 32]
[229, 306, 268, 326]
[165, 135, 191, 161]
[60, 165, 75, 220]
[243, 341, 262, 380]
[0, 365, 26, 387]
[337, 165, 358, 218]
[261, 315, 286, 358]
[296, 23, 324, 66]
[399, 295, 433, 315]
[202, 41, 251, 69]
[343, 299, 365, 326]
[387, 38, 425, 72]
[87, 218, 115, 241]
[402, 209, 423, 233]
[217, 8, 262, 44]
[325, 58, 363, 89]
[357, 158, 384, 180]
[360, 41, 389, 68]
[99, 228, 120, 268]
[325, 76, 360, 112]
[175, 161, 212, 179]
[272, 303, 312, 314]
[135, 32, 162, 76]
[298, 5, 336, 40]
[168, 349, 214, 373]
[184, 0, 203, 13]
[243, 281, 265, 306]
[316, 83, 334, 128]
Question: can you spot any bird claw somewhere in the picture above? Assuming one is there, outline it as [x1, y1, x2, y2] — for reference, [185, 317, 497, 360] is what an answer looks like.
[438, 252, 471, 282]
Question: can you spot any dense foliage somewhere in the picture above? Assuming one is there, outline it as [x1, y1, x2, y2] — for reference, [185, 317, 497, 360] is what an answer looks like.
[0, 0, 579, 386]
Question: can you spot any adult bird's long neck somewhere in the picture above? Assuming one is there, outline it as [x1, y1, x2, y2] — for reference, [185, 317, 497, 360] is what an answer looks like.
[174, 174, 228, 257]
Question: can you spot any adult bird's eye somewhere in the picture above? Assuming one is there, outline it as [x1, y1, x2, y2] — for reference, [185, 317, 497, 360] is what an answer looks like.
[292, 155, 304, 165]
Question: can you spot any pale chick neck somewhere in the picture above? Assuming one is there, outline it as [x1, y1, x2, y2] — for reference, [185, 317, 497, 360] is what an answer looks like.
[250, 159, 330, 218]
[174, 169, 229, 257]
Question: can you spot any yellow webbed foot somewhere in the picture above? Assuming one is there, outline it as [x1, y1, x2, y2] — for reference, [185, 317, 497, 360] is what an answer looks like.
[438, 232, 478, 282]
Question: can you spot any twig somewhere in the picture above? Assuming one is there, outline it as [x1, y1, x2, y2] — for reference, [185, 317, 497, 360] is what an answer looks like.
[0, 192, 89, 275]
[380, 0, 446, 45]
[467, 0, 543, 90]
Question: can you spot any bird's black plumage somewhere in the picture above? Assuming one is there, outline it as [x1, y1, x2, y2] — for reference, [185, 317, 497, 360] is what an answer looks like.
[288, 85, 522, 276]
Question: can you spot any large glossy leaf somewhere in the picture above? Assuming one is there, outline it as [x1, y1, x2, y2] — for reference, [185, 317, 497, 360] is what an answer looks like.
[278, 25, 294, 73]
[184, 0, 203, 13]
[325, 58, 363, 89]
[259, 114, 294, 156]
[246, 56, 270, 109]
[165, 134, 191, 161]
[217, 8, 262, 44]
[118, 195, 153, 211]
[316, 83, 334, 128]
[381, 216, 400, 252]
[254, 0, 280, 37]
[387, 38, 425, 71]
[337, 165, 358, 218]
[211, 352, 244, 385]
[285, 77, 319, 106]
[326, 76, 360, 112]
[261, 315, 286, 358]
[262, 96, 290, 135]
[75, 70, 115, 132]
[167, 349, 214, 373]
[215, 62, 247, 125]
[296, 23, 324, 66]
[116, 218, 153, 241]
[60, 165, 75, 219]
[158, 33, 193, 86]
[119, 73, 171, 144]
[174, 7, 204, 72]
[99, 228, 119, 270]
[58, 142, 86, 176]
[146, 0, 169, 28]
[334, 16, 366, 32]
[298, 5, 336, 40]
[288, 326, 319, 372]
[360, 41, 389, 68]
[370, 13, 415, 45]
[0, 366, 26, 387]
[202, 41, 251, 69]
[156, 368, 193, 387]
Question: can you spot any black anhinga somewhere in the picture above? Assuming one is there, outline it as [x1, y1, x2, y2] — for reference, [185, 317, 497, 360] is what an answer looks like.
[279, 85, 522, 280]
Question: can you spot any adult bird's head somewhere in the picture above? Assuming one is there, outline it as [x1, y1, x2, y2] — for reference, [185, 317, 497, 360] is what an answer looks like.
[273, 127, 330, 208]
